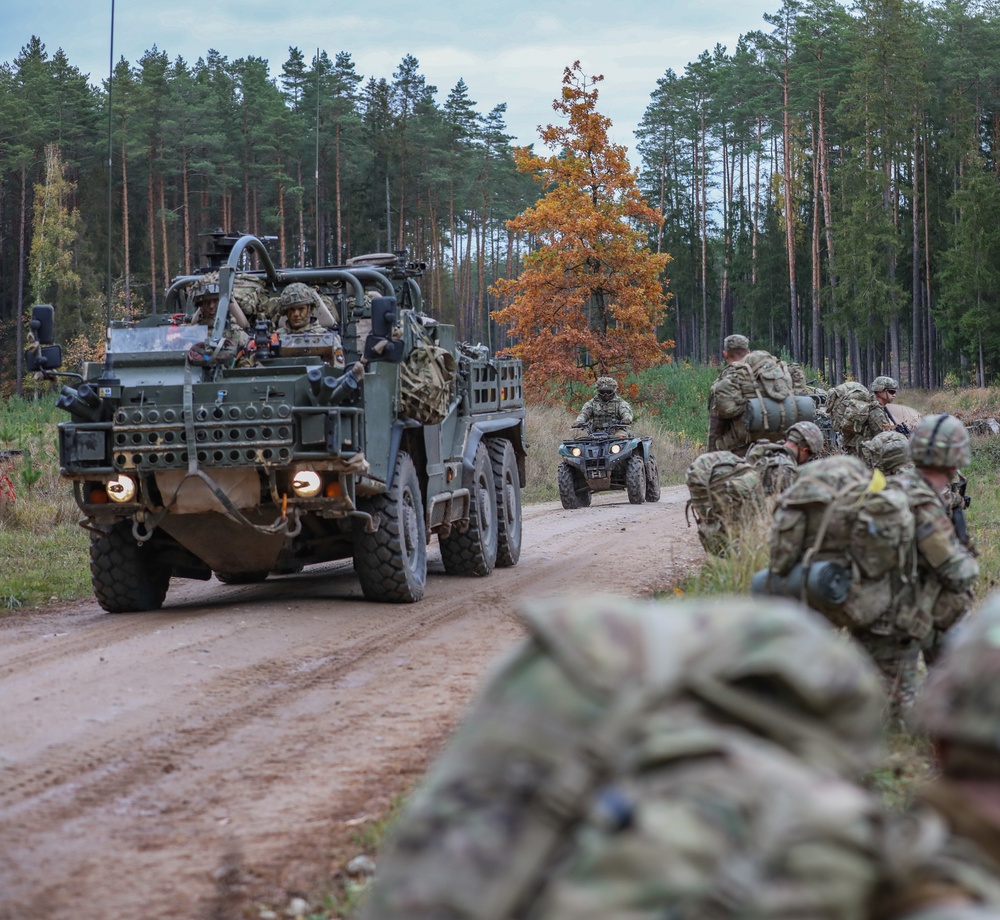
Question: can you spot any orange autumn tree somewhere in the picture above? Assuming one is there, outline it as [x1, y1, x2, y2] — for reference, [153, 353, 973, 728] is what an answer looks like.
[491, 62, 672, 402]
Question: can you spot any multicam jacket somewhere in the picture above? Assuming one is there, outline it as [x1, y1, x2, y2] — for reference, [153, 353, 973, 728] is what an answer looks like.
[886, 470, 979, 638]
[707, 362, 744, 452]
[575, 395, 634, 429]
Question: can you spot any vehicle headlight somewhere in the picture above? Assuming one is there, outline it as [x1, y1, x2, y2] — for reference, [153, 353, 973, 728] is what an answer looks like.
[106, 474, 136, 503]
[571, 447, 582, 457]
[610, 444, 622, 454]
[292, 470, 322, 498]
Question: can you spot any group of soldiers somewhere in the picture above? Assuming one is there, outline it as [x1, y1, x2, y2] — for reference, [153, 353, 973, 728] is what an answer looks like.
[348, 338, 997, 919]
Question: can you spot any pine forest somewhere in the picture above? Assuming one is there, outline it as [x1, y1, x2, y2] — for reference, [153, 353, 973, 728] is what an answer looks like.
[3, 0, 1000, 395]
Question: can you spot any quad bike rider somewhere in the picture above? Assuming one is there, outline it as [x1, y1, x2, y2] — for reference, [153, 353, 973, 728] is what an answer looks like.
[557, 377, 660, 508]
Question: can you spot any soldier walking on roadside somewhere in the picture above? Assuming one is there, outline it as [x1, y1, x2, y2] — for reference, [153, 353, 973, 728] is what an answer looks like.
[707, 334, 750, 451]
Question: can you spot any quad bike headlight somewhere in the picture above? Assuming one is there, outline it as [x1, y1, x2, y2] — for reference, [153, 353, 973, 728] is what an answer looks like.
[292, 470, 322, 498]
[610, 443, 622, 454]
[106, 474, 137, 503]
[571, 446, 583, 457]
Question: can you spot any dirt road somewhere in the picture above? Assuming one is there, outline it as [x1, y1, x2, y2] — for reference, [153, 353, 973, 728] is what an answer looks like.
[0, 486, 701, 920]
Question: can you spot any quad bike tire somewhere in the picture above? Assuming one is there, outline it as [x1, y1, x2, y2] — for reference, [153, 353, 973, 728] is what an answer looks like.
[90, 521, 171, 613]
[441, 441, 498, 576]
[557, 461, 591, 509]
[645, 453, 662, 502]
[625, 454, 647, 504]
[488, 437, 522, 567]
[353, 451, 427, 602]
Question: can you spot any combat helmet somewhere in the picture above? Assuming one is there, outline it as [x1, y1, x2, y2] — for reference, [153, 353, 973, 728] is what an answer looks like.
[910, 413, 970, 469]
[595, 376, 618, 399]
[279, 282, 317, 312]
[786, 421, 824, 456]
[910, 591, 1000, 752]
[860, 430, 912, 474]
[523, 594, 885, 773]
[870, 375, 899, 393]
[191, 271, 220, 302]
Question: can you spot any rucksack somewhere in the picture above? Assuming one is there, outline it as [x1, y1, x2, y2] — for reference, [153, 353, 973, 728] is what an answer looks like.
[826, 382, 878, 440]
[768, 455, 916, 630]
[362, 596, 886, 920]
[745, 440, 798, 495]
[685, 451, 762, 555]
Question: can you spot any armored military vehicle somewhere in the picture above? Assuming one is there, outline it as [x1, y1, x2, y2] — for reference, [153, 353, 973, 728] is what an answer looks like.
[29, 232, 526, 611]
[556, 421, 660, 509]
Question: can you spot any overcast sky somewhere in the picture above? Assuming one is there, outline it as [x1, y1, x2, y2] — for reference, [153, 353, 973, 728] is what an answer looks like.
[4, 0, 780, 152]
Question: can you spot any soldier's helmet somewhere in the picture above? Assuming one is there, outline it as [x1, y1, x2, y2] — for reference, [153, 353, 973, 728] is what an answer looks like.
[910, 591, 1000, 750]
[870, 375, 899, 393]
[191, 271, 220, 302]
[786, 421, 824, 456]
[910, 413, 970, 469]
[279, 282, 316, 313]
[860, 430, 912, 474]
[595, 376, 618, 399]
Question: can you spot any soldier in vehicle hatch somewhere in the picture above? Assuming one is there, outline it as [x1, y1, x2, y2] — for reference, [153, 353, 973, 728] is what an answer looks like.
[574, 377, 634, 431]
[277, 282, 328, 334]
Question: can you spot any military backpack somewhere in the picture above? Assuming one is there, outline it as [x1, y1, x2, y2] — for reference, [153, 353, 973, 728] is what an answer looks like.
[745, 439, 798, 495]
[685, 450, 762, 555]
[825, 382, 880, 442]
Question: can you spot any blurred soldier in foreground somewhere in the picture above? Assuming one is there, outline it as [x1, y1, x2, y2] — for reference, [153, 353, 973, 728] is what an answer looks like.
[878, 593, 1000, 917]
[746, 419, 825, 495]
[277, 282, 328, 334]
[861, 430, 914, 476]
[871, 376, 912, 435]
[889, 414, 979, 670]
[574, 377, 634, 431]
[706, 333, 750, 451]
[362, 595, 887, 920]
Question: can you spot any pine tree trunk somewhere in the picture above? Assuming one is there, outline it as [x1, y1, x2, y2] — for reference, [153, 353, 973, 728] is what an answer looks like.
[121, 126, 131, 312]
[782, 63, 799, 361]
[911, 119, 922, 387]
[148, 156, 157, 311]
[15, 167, 27, 396]
[182, 146, 191, 275]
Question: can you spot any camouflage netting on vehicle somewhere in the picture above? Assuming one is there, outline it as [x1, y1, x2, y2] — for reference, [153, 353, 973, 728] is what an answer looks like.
[398, 322, 457, 425]
[826, 382, 880, 441]
[769, 455, 916, 630]
[685, 451, 762, 555]
[361, 595, 886, 920]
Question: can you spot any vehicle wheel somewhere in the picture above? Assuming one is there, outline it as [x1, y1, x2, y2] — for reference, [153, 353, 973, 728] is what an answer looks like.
[645, 453, 662, 502]
[626, 454, 647, 504]
[488, 438, 521, 567]
[353, 452, 427, 602]
[557, 461, 591, 510]
[89, 521, 171, 613]
[215, 571, 269, 585]
[441, 441, 498, 576]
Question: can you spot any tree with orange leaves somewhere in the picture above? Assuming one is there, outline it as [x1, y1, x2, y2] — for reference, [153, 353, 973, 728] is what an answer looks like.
[490, 62, 672, 402]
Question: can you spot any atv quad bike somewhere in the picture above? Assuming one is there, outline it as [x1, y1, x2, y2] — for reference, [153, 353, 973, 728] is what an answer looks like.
[556, 421, 660, 509]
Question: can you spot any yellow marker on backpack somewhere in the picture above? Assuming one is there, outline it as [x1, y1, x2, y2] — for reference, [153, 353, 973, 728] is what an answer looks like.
[867, 469, 886, 492]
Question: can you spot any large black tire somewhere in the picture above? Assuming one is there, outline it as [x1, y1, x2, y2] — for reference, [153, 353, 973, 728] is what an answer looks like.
[645, 452, 662, 502]
[488, 438, 522, 568]
[441, 442, 498, 576]
[557, 461, 591, 509]
[625, 454, 647, 504]
[89, 521, 171, 613]
[353, 452, 427, 602]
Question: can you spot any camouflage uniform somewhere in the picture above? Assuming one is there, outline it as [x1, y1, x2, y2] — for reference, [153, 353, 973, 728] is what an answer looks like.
[877, 593, 1000, 918]
[706, 335, 749, 452]
[871, 375, 912, 435]
[889, 415, 979, 673]
[746, 420, 825, 496]
[575, 377, 634, 430]
[277, 281, 329, 334]
[861, 430, 914, 476]
[363, 595, 888, 920]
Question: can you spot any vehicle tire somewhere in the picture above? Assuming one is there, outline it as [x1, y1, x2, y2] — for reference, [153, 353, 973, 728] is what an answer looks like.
[215, 571, 269, 585]
[645, 452, 662, 502]
[89, 521, 171, 613]
[441, 441, 498, 576]
[488, 437, 521, 567]
[353, 452, 427, 602]
[626, 454, 647, 504]
[557, 461, 591, 510]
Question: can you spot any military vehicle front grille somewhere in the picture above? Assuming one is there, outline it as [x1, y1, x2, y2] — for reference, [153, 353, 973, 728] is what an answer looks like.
[112, 403, 294, 471]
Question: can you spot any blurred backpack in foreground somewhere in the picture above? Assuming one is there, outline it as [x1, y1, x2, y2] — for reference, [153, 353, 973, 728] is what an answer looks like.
[362, 595, 886, 920]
